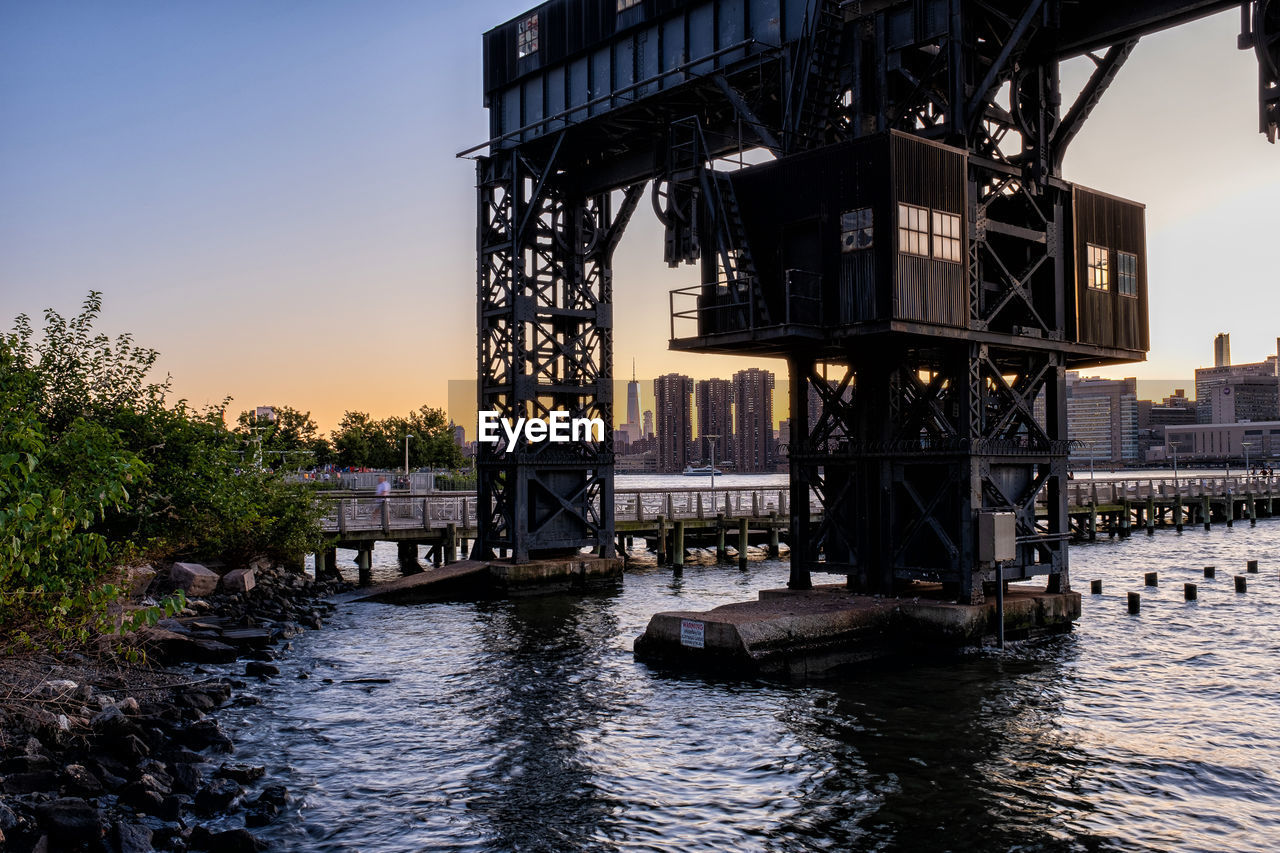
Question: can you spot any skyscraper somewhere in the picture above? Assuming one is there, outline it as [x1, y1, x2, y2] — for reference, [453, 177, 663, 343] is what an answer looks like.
[625, 360, 641, 443]
[654, 374, 693, 473]
[1066, 374, 1140, 465]
[733, 368, 775, 472]
[694, 378, 734, 466]
[643, 410, 653, 439]
[1214, 333, 1231, 368]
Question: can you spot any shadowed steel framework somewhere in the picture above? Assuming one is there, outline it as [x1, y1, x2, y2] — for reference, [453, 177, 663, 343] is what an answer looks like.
[464, 0, 1278, 599]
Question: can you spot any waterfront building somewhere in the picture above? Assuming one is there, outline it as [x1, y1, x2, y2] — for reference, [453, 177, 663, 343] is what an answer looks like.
[1066, 374, 1139, 466]
[733, 368, 775, 473]
[694, 378, 734, 467]
[1194, 336, 1280, 423]
[1138, 390, 1196, 461]
[1165, 420, 1280, 467]
[654, 374, 693, 473]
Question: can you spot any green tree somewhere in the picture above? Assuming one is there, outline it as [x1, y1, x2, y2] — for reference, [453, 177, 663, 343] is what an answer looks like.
[329, 406, 463, 469]
[235, 405, 332, 469]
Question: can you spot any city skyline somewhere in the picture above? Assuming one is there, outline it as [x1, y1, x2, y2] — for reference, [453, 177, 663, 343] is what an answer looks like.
[2, 4, 1277, 434]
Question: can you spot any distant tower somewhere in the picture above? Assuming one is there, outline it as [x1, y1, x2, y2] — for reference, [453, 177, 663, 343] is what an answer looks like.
[643, 410, 653, 439]
[654, 374, 693, 473]
[1214, 333, 1231, 368]
[695, 378, 734, 466]
[733, 368, 775, 473]
[626, 360, 641, 441]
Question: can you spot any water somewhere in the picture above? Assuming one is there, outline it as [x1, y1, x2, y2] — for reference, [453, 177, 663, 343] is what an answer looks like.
[212, 520, 1280, 851]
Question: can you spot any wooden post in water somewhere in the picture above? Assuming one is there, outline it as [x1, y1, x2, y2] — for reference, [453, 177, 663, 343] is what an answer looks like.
[1119, 499, 1131, 538]
[635, 494, 645, 522]
[738, 517, 749, 570]
[1144, 572, 1158, 587]
[1174, 495, 1183, 533]
[1202, 494, 1212, 531]
[696, 493, 705, 519]
[656, 515, 667, 565]
[1128, 592, 1141, 614]
[1235, 575, 1248, 593]
[445, 523, 457, 564]
[1204, 566, 1216, 578]
[1226, 492, 1234, 528]
[1185, 583, 1197, 601]
[1248, 492, 1257, 527]
[1247, 559, 1259, 573]
[1088, 503, 1097, 541]
[716, 514, 727, 562]
[1146, 496, 1155, 536]
[1090, 579, 1102, 594]
[673, 521, 685, 569]
[768, 512, 780, 558]
[357, 547, 373, 587]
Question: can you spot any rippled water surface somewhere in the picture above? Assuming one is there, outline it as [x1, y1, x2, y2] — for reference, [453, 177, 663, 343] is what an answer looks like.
[213, 520, 1280, 851]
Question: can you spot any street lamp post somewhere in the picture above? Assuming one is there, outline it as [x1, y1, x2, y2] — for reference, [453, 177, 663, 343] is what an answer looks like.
[404, 434, 415, 481]
[705, 434, 720, 495]
[1243, 441, 1255, 479]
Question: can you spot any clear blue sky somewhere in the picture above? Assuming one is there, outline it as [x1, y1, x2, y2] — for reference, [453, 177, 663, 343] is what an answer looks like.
[2, 2, 1276, 433]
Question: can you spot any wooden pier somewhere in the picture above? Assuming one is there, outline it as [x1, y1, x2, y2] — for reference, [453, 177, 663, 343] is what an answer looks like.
[314, 475, 1279, 584]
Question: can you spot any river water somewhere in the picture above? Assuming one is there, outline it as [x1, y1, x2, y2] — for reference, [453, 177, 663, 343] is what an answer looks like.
[210, 517, 1280, 852]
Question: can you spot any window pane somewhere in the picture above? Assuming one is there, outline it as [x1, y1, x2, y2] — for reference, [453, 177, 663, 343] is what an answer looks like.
[1117, 250, 1137, 296]
[898, 203, 930, 257]
[931, 211, 961, 263]
[517, 15, 539, 58]
[841, 207, 874, 252]
[1087, 244, 1109, 291]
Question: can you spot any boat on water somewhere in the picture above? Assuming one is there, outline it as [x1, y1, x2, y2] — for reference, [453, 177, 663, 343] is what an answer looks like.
[682, 465, 723, 476]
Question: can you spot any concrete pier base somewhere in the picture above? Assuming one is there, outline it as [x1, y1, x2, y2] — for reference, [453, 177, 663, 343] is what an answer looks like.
[634, 583, 1081, 679]
[340, 555, 624, 605]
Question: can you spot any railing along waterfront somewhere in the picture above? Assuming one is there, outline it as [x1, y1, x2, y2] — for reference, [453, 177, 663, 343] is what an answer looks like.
[318, 486, 821, 536]
[1060, 475, 1280, 506]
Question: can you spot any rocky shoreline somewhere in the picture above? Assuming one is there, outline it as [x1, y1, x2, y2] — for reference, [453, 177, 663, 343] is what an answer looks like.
[0, 562, 350, 852]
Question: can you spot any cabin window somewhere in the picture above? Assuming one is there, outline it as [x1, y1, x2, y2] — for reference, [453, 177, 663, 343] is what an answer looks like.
[931, 211, 962, 263]
[841, 208, 873, 252]
[1117, 251, 1137, 297]
[898, 203, 929, 257]
[617, 0, 642, 10]
[1087, 244, 1110, 291]
[517, 14, 540, 59]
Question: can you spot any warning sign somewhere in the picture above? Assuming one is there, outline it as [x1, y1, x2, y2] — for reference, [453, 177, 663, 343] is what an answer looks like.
[680, 619, 705, 649]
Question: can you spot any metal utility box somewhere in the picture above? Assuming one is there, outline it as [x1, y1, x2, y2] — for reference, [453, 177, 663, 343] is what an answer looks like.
[977, 512, 1017, 564]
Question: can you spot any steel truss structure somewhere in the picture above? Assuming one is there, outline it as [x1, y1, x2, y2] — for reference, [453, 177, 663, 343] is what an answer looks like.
[471, 0, 1278, 596]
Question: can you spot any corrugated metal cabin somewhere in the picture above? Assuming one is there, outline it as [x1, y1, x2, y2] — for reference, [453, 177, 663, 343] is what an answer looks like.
[729, 130, 969, 333]
[1070, 186, 1149, 355]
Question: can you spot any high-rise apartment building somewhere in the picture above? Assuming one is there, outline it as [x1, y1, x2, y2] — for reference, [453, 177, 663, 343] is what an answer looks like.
[654, 374, 693, 473]
[694, 378, 734, 466]
[1214, 332, 1231, 368]
[1066, 374, 1140, 466]
[733, 368, 775, 472]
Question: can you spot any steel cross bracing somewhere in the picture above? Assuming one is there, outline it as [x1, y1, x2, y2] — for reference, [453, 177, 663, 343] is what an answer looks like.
[472, 0, 1277, 585]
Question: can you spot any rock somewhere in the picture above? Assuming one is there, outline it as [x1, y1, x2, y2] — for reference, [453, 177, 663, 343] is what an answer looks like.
[61, 764, 105, 797]
[194, 777, 242, 813]
[39, 679, 78, 698]
[185, 718, 233, 753]
[257, 783, 289, 807]
[126, 565, 158, 597]
[216, 763, 265, 784]
[2, 770, 59, 794]
[190, 826, 266, 852]
[118, 696, 140, 714]
[244, 799, 280, 827]
[171, 762, 204, 795]
[91, 703, 127, 732]
[244, 661, 279, 679]
[170, 562, 219, 597]
[72, 682, 94, 703]
[0, 801, 21, 831]
[114, 821, 154, 853]
[221, 568, 256, 593]
[24, 735, 45, 757]
[36, 797, 101, 843]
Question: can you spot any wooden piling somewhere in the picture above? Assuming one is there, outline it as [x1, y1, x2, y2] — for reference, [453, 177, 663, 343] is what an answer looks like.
[1202, 494, 1211, 531]
[656, 515, 667, 564]
[1235, 575, 1248, 593]
[716, 513, 727, 562]
[768, 513, 780, 558]
[673, 521, 685, 568]
[1088, 503, 1097, 541]
[1128, 592, 1140, 614]
[1119, 499, 1131, 538]
[739, 517, 749, 570]
[1248, 492, 1257, 527]
[1247, 559, 1258, 573]
[1144, 571, 1158, 587]
[1204, 566, 1216, 578]
[445, 523, 457, 564]
[1090, 579, 1102, 594]
[1184, 583, 1197, 601]
[1174, 495, 1183, 533]
[1146, 496, 1155, 535]
[357, 547, 373, 587]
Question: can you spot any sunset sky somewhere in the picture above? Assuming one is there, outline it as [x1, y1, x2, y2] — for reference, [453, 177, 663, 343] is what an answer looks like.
[2, 2, 1276, 436]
